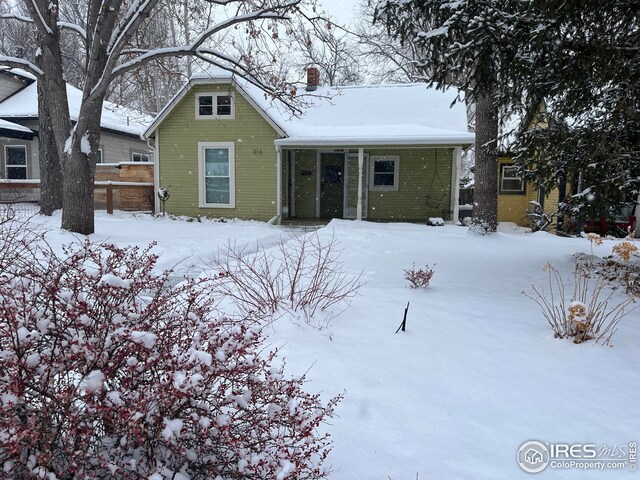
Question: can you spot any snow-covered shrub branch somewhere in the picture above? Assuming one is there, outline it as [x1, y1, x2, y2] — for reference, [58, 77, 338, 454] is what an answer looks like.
[524, 260, 636, 345]
[0, 229, 341, 479]
[210, 233, 363, 325]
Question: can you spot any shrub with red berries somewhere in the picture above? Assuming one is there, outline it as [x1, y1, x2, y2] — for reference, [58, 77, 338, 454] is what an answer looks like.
[0, 227, 340, 479]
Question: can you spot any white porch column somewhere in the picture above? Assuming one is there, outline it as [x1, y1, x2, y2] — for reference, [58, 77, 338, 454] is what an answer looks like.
[275, 145, 282, 225]
[357, 147, 364, 221]
[451, 147, 462, 224]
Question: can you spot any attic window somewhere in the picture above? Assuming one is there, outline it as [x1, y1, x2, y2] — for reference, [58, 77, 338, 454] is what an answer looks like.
[196, 92, 235, 119]
[500, 165, 525, 194]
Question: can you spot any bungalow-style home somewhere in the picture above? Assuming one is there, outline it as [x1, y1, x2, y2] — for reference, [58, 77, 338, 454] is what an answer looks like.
[143, 68, 474, 223]
[0, 67, 153, 202]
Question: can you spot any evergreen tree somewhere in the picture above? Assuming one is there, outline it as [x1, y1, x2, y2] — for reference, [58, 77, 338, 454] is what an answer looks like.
[511, 0, 640, 233]
[375, 0, 524, 233]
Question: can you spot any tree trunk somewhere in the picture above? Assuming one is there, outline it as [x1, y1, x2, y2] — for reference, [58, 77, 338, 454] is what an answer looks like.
[36, 79, 63, 215]
[34, 9, 70, 216]
[471, 89, 499, 234]
[61, 100, 103, 235]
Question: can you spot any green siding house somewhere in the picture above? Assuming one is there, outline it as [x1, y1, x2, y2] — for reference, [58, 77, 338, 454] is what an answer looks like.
[144, 68, 474, 223]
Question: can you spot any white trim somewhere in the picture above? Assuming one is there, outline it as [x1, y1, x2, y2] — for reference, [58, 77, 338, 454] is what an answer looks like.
[131, 151, 152, 163]
[290, 150, 296, 217]
[198, 141, 235, 208]
[500, 164, 525, 193]
[96, 148, 104, 164]
[195, 92, 235, 120]
[343, 152, 369, 220]
[451, 147, 462, 223]
[153, 131, 160, 214]
[369, 155, 400, 192]
[234, 84, 287, 137]
[315, 151, 321, 218]
[275, 136, 474, 147]
[276, 144, 282, 224]
[4, 144, 27, 180]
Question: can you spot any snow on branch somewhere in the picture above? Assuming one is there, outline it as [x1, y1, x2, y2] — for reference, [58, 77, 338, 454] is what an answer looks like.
[27, 0, 53, 35]
[57, 21, 87, 42]
[0, 13, 33, 23]
[0, 56, 44, 77]
[0, 14, 86, 42]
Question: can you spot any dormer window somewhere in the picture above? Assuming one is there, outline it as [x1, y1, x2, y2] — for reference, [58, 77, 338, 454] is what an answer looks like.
[196, 92, 235, 119]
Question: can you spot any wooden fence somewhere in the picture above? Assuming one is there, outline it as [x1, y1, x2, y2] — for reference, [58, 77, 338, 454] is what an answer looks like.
[0, 163, 154, 214]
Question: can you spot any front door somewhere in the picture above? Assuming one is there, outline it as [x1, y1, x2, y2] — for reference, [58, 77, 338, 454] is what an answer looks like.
[344, 153, 369, 219]
[320, 152, 344, 218]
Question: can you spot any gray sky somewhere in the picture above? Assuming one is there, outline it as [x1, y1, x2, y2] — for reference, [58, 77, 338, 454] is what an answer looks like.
[319, 0, 361, 26]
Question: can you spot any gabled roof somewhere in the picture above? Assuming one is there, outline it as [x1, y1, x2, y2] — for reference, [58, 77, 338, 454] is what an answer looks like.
[0, 78, 153, 137]
[145, 68, 474, 147]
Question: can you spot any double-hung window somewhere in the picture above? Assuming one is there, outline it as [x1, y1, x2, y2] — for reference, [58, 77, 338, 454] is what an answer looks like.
[132, 152, 151, 162]
[370, 156, 399, 191]
[196, 92, 235, 119]
[199, 142, 235, 208]
[500, 164, 525, 194]
[5, 145, 27, 180]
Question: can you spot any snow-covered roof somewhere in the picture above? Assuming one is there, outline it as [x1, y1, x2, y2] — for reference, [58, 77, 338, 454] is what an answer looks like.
[0, 81, 153, 137]
[0, 118, 33, 134]
[0, 66, 36, 81]
[146, 68, 474, 146]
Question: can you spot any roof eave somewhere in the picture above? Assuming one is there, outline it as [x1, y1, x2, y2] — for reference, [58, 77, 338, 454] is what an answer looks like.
[274, 136, 475, 148]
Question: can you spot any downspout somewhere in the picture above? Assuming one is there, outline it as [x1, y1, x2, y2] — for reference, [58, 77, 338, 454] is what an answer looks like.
[268, 144, 282, 225]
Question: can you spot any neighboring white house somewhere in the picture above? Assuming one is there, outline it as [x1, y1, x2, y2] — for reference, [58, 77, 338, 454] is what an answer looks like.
[0, 67, 153, 201]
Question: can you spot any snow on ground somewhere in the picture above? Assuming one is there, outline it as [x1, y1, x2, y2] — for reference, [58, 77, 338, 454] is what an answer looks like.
[26, 211, 640, 479]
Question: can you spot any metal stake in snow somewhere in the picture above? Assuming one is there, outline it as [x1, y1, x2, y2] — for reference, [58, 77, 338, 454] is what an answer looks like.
[395, 302, 410, 333]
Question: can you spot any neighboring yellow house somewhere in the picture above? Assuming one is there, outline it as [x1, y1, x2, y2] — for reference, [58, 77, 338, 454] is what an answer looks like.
[497, 156, 561, 227]
[496, 103, 561, 228]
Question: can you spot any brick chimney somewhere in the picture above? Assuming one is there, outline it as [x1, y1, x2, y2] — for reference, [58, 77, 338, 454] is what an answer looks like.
[306, 67, 320, 91]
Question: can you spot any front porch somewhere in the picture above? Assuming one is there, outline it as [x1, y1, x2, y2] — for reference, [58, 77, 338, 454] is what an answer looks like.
[278, 145, 462, 224]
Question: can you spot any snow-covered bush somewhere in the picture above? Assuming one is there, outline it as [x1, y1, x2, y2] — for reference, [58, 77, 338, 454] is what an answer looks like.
[525, 261, 635, 345]
[210, 233, 362, 324]
[427, 217, 444, 226]
[404, 264, 435, 289]
[0, 235, 340, 479]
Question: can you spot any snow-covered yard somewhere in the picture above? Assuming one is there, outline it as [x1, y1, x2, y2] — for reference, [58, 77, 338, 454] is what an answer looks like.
[27, 211, 640, 479]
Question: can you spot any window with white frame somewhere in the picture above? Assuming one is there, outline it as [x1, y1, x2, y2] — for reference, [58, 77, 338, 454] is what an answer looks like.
[370, 156, 399, 191]
[96, 148, 103, 164]
[196, 92, 235, 119]
[5, 145, 27, 180]
[199, 142, 235, 208]
[500, 164, 525, 194]
[132, 152, 151, 162]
